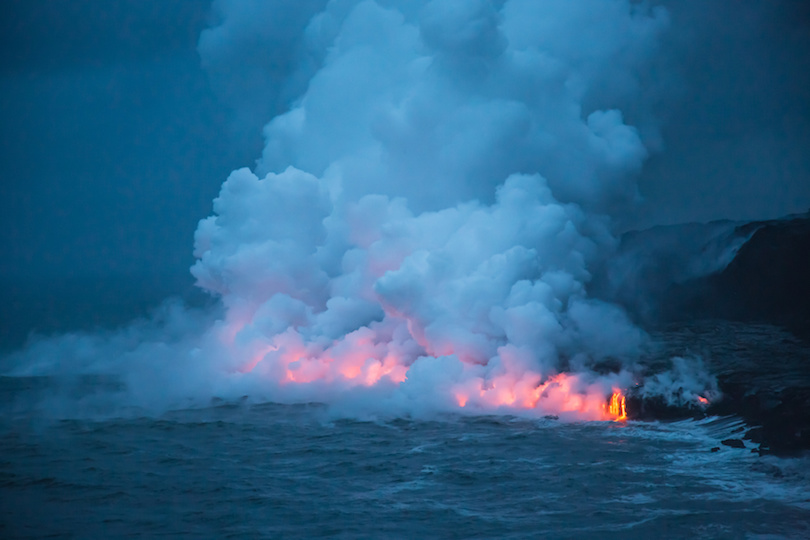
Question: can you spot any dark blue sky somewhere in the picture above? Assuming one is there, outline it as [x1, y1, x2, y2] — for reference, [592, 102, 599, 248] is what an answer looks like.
[635, 0, 810, 228]
[0, 0, 260, 345]
[1, 0, 261, 282]
[1, 0, 809, 346]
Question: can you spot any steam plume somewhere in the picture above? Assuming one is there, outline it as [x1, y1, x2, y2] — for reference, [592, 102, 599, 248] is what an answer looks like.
[4, 0, 719, 419]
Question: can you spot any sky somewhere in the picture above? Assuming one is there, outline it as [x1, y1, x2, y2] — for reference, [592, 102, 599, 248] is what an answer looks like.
[636, 0, 810, 227]
[0, 0, 259, 344]
[0, 0, 260, 281]
[1, 0, 809, 347]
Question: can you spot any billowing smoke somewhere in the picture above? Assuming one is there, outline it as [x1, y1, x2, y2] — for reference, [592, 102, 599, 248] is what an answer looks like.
[3, 0, 719, 419]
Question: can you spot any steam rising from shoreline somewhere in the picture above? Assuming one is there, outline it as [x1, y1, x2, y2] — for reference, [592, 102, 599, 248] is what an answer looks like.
[3, 0, 719, 419]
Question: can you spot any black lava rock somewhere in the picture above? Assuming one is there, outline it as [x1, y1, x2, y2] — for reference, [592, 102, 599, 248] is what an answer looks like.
[666, 214, 810, 340]
[721, 438, 746, 449]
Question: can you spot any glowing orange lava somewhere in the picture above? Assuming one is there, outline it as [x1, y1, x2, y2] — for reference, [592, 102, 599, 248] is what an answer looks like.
[696, 396, 709, 406]
[223, 316, 634, 421]
[455, 393, 468, 407]
[606, 390, 627, 421]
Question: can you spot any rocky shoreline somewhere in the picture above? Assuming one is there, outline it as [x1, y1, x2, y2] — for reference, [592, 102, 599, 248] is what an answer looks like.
[608, 214, 810, 456]
[625, 382, 810, 457]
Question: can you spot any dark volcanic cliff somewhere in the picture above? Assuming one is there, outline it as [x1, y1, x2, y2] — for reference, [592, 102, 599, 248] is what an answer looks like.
[669, 214, 810, 339]
[608, 214, 810, 455]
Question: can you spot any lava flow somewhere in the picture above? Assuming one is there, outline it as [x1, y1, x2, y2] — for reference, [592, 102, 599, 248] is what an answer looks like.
[606, 390, 628, 421]
[231, 322, 633, 421]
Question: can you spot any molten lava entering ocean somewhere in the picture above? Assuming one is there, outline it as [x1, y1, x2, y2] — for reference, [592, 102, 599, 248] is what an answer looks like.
[226, 315, 634, 421]
[182, 0, 692, 422]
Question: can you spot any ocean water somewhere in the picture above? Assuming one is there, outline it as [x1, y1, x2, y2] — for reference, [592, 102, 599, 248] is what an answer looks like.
[2, 322, 810, 539]
[2, 402, 809, 538]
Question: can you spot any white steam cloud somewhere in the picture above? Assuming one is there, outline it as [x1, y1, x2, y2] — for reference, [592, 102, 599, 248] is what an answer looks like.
[3, 0, 718, 419]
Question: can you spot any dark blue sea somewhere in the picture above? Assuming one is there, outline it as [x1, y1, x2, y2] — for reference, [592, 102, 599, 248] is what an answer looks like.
[2, 321, 809, 539]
